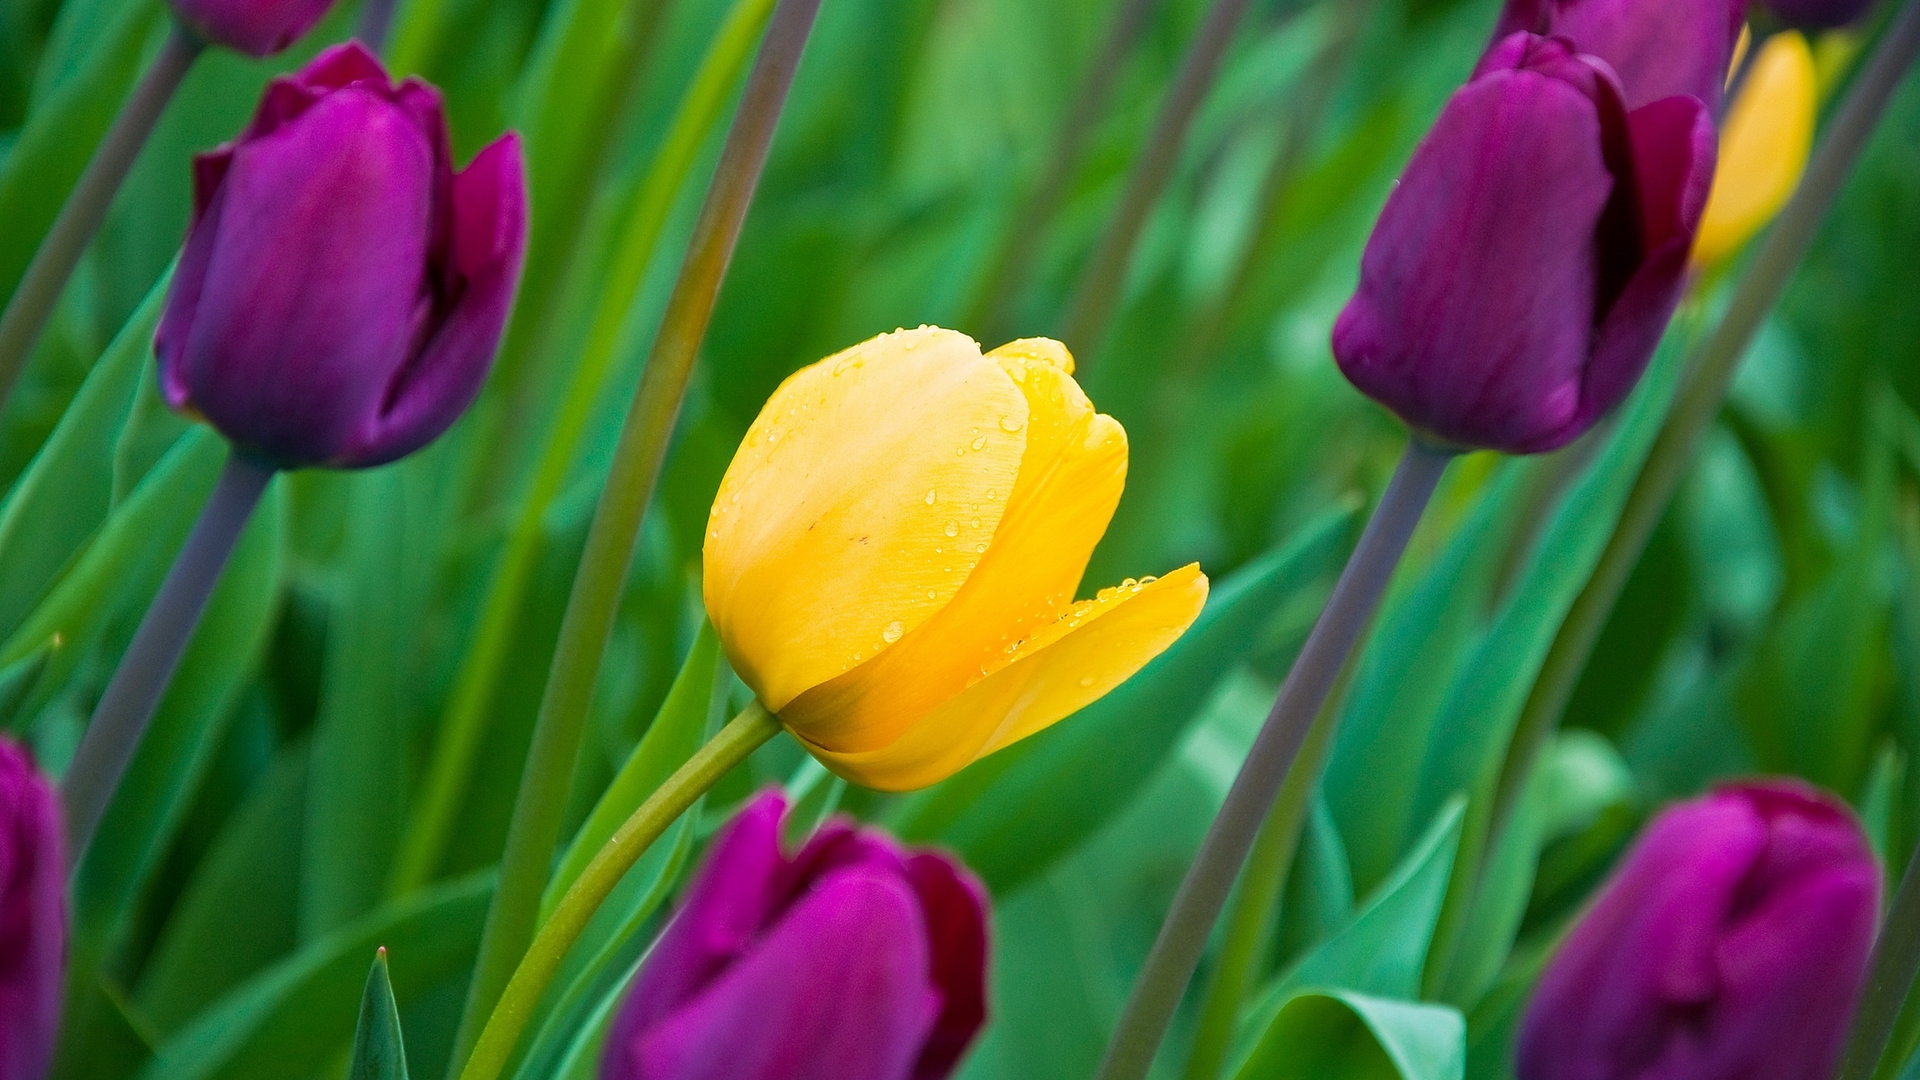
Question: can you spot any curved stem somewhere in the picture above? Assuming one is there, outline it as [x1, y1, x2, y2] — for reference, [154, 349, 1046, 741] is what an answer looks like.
[1489, 0, 1920, 846]
[0, 24, 202, 412]
[60, 449, 272, 864]
[455, 703, 781, 1080]
[1059, 0, 1253, 368]
[446, 0, 822, 1068]
[1095, 439, 1451, 1080]
[388, 0, 781, 900]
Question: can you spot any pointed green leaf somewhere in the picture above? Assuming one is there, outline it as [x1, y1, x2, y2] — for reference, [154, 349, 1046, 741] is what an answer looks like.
[1232, 991, 1465, 1080]
[347, 950, 409, 1080]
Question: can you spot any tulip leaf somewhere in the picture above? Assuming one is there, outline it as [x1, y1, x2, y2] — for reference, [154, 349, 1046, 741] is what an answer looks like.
[0, 643, 47, 730]
[892, 504, 1355, 893]
[782, 755, 847, 846]
[0, 275, 164, 637]
[135, 871, 493, 1080]
[1229, 991, 1465, 1080]
[71, 479, 283, 961]
[0, 0, 158, 304]
[347, 950, 410, 1080]
[544, 619, 721, 916]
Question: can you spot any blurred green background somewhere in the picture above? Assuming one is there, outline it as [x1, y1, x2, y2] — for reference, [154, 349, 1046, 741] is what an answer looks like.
[4, 0, 1920, 1076]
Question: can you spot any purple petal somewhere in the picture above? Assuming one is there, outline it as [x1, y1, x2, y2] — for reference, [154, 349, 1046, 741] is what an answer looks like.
[905, 853, 990, 1080]
[628, 870, 940, 1080]
[0, 739, 65, 1080]
[167, 0, 338, 57]
[1489, 0, 1745, 109]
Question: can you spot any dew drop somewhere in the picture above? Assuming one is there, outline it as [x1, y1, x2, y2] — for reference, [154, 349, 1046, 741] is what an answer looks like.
[882, 620, 905, 644]
[975, 543, 987, 553]
[971, 435, 988, 451]
[925, 489, 937, 505]
[944, 521, 959, 537]
[1000, 415, 1023, 432]
[970, 517, 981, 528]
[1078, 675, 1095, 687]
[986, 488, 997, 500]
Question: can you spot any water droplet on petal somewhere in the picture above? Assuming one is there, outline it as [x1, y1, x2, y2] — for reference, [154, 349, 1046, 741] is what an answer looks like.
[882, 620, 904, 643]
[1078, 675, 1095, 687]
[970, 517, 981, 528]
[971, 436, 988, 451]
[925, 489, 937, 505]
[1000, 415, 1023, 432]
[975, 543, 987, 553]
[944, 521, 959, 537]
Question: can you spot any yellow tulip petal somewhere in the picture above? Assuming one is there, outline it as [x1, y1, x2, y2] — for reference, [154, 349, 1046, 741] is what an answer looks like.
[1694, 31, 1816, 268]
[795, 564, 1209, 791]
[781, 338, 1127, 752]
[703, 327, 1028, 710]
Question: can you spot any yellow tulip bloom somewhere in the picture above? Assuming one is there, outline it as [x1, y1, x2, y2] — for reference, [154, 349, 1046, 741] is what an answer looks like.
[703, 327, 1209, 791]
[1694, 31, 1817, 268]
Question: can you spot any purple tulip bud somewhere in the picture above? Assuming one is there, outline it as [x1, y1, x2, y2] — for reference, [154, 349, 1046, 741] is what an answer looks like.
[0, 738, 65, 1080]
[1491, 0, 1746, 109]
[602, 790, 989, 1080]
[1762, 0, 1877, 30]
[156, 43, 528, 470]
[1332, 34, 1715, 454]
[166, 0, 339, 57]
[1517, 779, 1879, 1080]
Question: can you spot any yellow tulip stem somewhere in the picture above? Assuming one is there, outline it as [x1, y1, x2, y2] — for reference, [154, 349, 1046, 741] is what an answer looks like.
[1096, 437, 1453, 1080]
[454, 702, 782, 1080]
[445, 0, 822, 1071]
[1487, 0, 1920, 872]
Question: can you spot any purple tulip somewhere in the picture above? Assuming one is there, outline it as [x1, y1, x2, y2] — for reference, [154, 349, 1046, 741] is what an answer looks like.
[156, 42, 528, 470]
[1761, 0, 1877, 29]
[1490, 0, 1746, 109]
[1517, 779, 1879, 1080]
[601, 790, 989, 1080]
[1331, 33, 1715, 454]
[0, 738, 65, 1080]
[167, 0, 339, 57]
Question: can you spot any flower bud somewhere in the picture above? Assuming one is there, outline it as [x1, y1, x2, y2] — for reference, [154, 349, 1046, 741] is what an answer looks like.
[1517, 780, 1878, 1080]
[156, 43, 528, 470]
[601, 791, 989, 1080]
[1491, 0, 1747, 108]
[168, 0, 339, 57]
[703, 328, 1207, 791]
[1762, 0, 1876, 29]
[1332, 34, 1715, 454]
[1694, 32, 1818, 268]
[1, 737, 65, 1080]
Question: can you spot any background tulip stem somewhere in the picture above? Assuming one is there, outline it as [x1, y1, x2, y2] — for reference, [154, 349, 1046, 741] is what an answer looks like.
[1487, 0, 1920, 854]
[1837, 841, 1920, 1080]
[59, 449, 273, 864]
[446, 0, 821, 1069]
[0, 23, 203, 412]
[1094, 437, 1452, 1080]
[456, 702, 781, 1080]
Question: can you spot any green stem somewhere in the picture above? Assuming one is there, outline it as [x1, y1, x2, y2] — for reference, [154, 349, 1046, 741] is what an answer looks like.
[0, 24, 202, 412]
[387, 0, 780, 899]
[446, 0, 821, 1068]
[1059, 0, 1253, 367]
[1095, 439, 1452, 1080]
[455, 703, 781, 1080]
[1181, 679, 1344, 1080]
[1488, 0, 1920, 847]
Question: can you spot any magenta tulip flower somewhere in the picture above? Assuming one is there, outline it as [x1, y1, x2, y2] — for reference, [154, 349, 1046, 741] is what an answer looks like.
[168, 0, 339, 56]
[601, 791, 989, 1080]
[1490, 0, 1746, 109]
[155, 42, 528, 470]
[0, 738, 65, 1080]
[1332, 33, 1714, 454]
[1517, 779, 1878, 1080]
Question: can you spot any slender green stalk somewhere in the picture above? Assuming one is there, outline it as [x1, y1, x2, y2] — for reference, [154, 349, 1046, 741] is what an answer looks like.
[1182, 677, 1343, 1080]
[1095, 439, 1452, 1080]
[447, 0, 822, 1068]
[359, 0, 402, 53]
[0, 24, 202, 412]
[61, 450, 273, 863]
[388, 0, 779, 898]
[964, 0, 1162, 340]
[1488, 0, 1920, 843]
[1059, 0, 1254, 365]
[455, 703, 781, 1080]
[1837, 841, 1920, 1080]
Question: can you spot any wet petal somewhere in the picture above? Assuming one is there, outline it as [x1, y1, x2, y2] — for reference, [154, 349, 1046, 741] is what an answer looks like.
[704, 328, 1028, 710]
[782, 338, 1124, 751]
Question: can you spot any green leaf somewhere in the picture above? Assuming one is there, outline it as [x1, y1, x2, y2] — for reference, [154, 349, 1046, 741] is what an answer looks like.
[0, 275, 164, 635]
[1230, 991, 1465, 1080]
[781, 755, 846, 847]
[135, 873, 492, 1080]
[72, 478, 284, 960]
[0, 643, 47, 729]
[544, 619, 720, 916]
[891, 505, 1356, 893]
[347, 950, 410, 1080]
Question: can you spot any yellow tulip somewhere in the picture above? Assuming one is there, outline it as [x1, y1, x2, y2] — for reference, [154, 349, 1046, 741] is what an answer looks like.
[703, 327, 1209, 791]
[1694, 31, 1817, 268]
